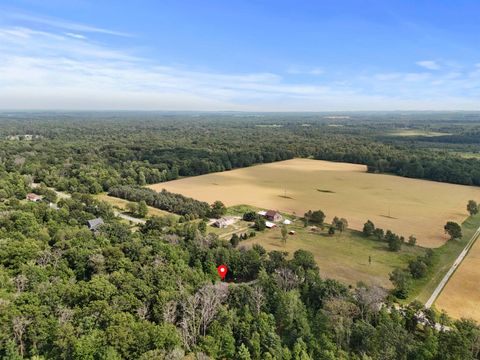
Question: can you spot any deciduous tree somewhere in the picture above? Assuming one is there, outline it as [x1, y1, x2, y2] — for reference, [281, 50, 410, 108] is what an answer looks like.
[467, 200, 479, 216]
[444, 221, 462, 240]
[363, 220, 375, 236]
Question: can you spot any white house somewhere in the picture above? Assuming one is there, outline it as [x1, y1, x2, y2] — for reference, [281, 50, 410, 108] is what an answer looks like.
[214, 217, 236, 228]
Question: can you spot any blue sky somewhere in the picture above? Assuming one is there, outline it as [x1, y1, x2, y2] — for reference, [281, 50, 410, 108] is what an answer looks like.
[0, 0, 479, 110]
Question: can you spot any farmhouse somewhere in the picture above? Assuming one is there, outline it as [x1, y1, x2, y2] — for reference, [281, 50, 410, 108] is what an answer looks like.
[26, 193, 43, 202]
[213, 217, 236, 228]
[87, 217, 104, 231]
[152, 158, 480, 247]
[265, 210, 282, 222]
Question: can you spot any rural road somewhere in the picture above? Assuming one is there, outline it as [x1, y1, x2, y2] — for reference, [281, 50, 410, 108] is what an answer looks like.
[32, 183, 146, 225]
[116, 212, 146, 224]
[425, 225, 480, 309]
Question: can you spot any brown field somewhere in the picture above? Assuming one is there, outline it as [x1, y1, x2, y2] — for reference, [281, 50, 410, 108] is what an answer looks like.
[436, 237, 480, 321]
[148, 158, 480, 247]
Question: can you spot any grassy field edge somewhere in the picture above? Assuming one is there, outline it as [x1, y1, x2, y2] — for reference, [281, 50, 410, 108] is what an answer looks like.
[408, 212, 480, 304]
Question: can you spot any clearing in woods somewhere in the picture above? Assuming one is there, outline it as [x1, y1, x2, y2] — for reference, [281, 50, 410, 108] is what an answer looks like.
[241, 223, 424, 287]
[149, 158, 480, 247]
[95, 193, 178, 219]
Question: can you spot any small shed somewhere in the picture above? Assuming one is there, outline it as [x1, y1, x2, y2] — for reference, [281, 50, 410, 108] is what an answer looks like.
[283, 219, 292, 225]
[289, 230, 296, 235]
[49, 202, 59, 210]
[257, 210, 267, 216]
[265, 221, 277, 229]
[87, 217, 104, 231]
[26, 193, 43, 202]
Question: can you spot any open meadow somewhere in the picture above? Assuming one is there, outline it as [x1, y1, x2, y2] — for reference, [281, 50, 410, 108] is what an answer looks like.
[241, 223, 424, 287]
[149, 158, 480, 247]
[95, 193, 177, 218]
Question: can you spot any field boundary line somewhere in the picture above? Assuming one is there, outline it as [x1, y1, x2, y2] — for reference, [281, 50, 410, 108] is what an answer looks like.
[425, 225, 480, 308]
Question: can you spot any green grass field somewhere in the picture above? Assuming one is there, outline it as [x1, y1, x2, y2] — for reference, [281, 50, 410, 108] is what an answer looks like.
[408, 212, 480, 304]
[242, 222, 424, 287]
[94, 193, 179, 219]
[390, 129, 451, 137]
[207, 219, 252, 237]
[451, 151, 480, 159]
[225, 204, 262, 216]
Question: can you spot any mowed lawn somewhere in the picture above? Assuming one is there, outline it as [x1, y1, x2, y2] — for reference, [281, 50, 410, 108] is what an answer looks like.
[241, 223, 424, 288]
[435, 213, 480, 321]
[149, 158, 480, 248]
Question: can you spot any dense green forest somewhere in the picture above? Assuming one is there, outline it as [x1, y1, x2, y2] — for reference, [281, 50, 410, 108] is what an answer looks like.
[108, 186, 211, 219]
[1, 112, 480, 195]
[1, 112, 480, 359]
[1, 166, 480, 359]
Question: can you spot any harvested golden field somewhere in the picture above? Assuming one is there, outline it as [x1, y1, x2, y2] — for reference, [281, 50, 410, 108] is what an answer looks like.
[148, 159, 480, 247]
[436, 237, 480, 322]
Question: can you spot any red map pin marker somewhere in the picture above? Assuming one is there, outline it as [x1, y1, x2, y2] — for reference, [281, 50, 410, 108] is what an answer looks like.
[217, 264, 228, 280]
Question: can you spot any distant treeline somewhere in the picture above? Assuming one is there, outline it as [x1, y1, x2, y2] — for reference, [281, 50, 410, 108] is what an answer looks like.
[108, 185, 211, 218]
[2, 114, 480, 194]
[313, 140, 480, 186]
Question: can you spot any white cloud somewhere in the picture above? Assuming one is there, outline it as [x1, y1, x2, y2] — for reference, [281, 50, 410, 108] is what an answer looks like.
[65, 32, 86, 40]
[374, 72, 430, 82]
[7, 12, 131, 37]
[0, 22, 479, 111]
[287, 66, 324, 76]
[416, 60, 441, 70]
[0, 26, 337, 110]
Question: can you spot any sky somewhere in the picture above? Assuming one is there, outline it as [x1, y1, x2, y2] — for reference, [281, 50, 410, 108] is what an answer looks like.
[0, 0, 480, 111]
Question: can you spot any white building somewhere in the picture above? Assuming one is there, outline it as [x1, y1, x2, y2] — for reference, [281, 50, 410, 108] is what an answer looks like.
[265, 221, 277, 229]
[213, 217, 236, 228]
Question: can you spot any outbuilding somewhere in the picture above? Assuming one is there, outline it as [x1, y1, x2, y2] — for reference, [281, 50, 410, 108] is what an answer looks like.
[87, 217, 104, 231]
[265, 221, 277, 229]
[213, 217, 236, 228]
[26, 193, 43, 202]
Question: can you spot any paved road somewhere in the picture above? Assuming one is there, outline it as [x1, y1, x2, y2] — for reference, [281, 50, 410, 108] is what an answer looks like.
[425, 225, 480, 309]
